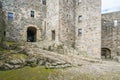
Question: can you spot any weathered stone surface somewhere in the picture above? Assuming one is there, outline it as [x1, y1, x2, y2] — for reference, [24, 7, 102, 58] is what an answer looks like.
[102, 11, 120, 59]
[0, 61, 3, 67]
[14, 65, 22, 69]
[45, 61, 71, 69]
[117, 57, 120, 63]
[27, 57, 37, 63]
[113, 56, 120, 63]
[37, 60, 45, 65]
[0, 63, 14, 70]
[9, 58, 26, 65]
[0, 7, 6, 45]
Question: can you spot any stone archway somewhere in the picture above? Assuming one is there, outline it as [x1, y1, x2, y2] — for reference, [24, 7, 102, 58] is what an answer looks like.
[101, 48, 111, 59]
[27, 27, 37, 42]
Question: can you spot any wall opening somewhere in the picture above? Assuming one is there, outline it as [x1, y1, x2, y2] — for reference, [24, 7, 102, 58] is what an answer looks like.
[31, 11, 35, 18]
[78, 15, 82, 22]
[0, 1, 2, 8]
[52, 30, 55, 40]
[78, 28, 82, 36]
[27, 27, 37, 42]
[8, 12, 14, 20]
[42, 0, 46, 5]
[4, 31, 6, 36]
[101, 48, 111, 59]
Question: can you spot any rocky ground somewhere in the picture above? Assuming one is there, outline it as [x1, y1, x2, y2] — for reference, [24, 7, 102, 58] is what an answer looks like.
[0, 60, 120, 80]
[0, 41, 73, 70]
[0, 41, 120, 80]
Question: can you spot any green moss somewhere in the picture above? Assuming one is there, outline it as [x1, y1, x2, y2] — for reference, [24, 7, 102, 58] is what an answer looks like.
[57, 45, 63, 49]
[6, 41, 17, 45]
[0, 66, 54, 80]
[10, 54, 28, 59]
[48, 46, 52, 51]
[0, 50, 10, 53]
[30, 63, 38, 67]
[0, 66, 120, 80]
[0, 50, 10, 61]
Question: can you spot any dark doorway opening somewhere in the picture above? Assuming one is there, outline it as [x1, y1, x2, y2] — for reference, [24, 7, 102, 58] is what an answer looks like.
[27, 27, 37, 42]
[52, 30, 55, 40]
[101, 48, 111, 59]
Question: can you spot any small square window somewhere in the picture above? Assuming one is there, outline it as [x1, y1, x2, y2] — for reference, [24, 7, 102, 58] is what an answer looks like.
[78, 0, 81, 4]
[42, 0, 46, 5]
[77, 0, 81, 5]
[52, 30, 55, 40]
[114, 20, 118, 27]
[78, 15, 82, 22]
[31, 11, 34, 18]
[78, 28, 82, 36]
[8, 12, 14, 20]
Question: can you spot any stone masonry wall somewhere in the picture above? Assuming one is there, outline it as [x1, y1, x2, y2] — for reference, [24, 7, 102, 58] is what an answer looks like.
[75, 0, 101, 58]
[59, 0, 75, 47]
[0, 4, 6, 45]
[102, 11, 120, 58]
[1, 0, 46, 42]
[46, 0, 59, 44]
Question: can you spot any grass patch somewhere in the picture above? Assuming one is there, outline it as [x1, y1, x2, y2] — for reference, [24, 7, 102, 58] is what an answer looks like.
[0, 66, 54, 80]
[0, 52, 27, 62]
[0, 50, 10, 54]
[0, 66, 120, 80]
[2, 50, 10, 53]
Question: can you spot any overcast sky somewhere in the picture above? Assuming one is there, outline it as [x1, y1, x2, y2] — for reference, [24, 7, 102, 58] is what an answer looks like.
[102, 0, 120, 13]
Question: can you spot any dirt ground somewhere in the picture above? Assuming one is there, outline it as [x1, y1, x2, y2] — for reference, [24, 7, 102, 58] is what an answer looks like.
[48, 60, 120, 80]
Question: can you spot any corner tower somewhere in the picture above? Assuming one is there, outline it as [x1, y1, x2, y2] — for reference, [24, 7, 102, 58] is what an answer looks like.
[75, 0, 101, 58]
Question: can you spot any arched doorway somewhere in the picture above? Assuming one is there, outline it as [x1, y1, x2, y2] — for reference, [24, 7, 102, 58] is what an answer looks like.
[101, 48, 111, 59]
[27, 27, 37, 42]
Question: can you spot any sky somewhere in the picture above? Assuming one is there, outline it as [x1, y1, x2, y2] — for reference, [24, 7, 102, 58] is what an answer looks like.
[102, 0, 120, 13]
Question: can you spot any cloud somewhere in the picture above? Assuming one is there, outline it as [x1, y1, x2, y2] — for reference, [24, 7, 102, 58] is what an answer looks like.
[102, 0, 120, 13]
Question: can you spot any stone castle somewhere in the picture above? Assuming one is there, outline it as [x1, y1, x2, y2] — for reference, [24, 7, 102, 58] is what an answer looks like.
[0, 0, 104, 59]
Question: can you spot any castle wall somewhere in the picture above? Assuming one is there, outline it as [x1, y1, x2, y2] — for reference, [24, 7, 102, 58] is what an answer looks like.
[0, 0, 6, 44]
[0, 9, 3, 42]
[1, 0, 46, 42]
[0, 0, 101, 58]
[0, 8, 6, 44]
[59, 0, 75, 47]
[75, 0, 101, 58]
[102, 11, 120, 58]
[46, 0, 59, 43]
